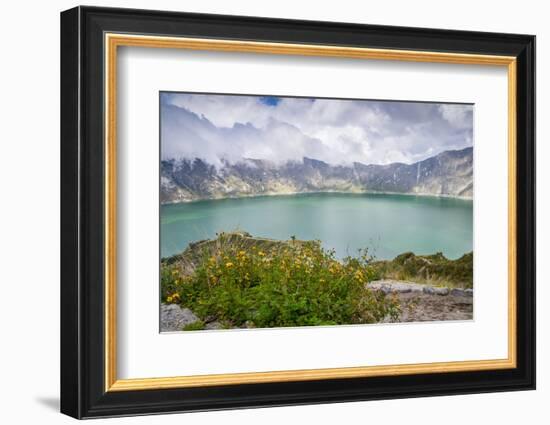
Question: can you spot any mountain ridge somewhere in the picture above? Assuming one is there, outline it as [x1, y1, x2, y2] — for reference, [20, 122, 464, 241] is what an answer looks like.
[161, 146, 473, 203]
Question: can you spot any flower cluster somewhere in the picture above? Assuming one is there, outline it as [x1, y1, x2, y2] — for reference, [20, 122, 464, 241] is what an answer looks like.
[161, 238, 400, 329]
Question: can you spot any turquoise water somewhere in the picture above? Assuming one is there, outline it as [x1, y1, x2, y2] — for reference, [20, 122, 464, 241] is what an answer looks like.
[161, 193, 473, 260]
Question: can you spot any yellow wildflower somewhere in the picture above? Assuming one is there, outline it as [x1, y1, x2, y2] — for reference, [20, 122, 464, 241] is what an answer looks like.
[166, 292, 180, 303]
[225, 262, 234, 268]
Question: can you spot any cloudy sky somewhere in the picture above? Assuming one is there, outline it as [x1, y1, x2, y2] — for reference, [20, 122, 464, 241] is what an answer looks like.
[160, 92, 473, 166]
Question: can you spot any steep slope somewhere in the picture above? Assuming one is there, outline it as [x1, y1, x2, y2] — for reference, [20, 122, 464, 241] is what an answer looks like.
[160, 147, 473, 203]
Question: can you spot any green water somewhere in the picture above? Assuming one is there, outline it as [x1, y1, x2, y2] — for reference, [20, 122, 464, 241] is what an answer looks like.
[161, 193, 473, 260]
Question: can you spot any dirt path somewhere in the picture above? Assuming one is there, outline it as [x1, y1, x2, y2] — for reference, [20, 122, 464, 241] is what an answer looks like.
[368, 280, 473, 322]
[393, 292, 473, 322]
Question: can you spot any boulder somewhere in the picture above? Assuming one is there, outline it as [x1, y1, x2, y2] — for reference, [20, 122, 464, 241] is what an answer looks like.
[423, 286, 450, 296]
[160, 303, 200, 332]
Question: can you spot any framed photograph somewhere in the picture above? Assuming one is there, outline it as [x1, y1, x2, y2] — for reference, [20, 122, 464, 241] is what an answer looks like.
[60, 6, 535, 419]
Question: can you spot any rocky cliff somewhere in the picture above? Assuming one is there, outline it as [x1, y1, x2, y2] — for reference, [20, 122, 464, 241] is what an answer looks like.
[161, 147, 473, 203]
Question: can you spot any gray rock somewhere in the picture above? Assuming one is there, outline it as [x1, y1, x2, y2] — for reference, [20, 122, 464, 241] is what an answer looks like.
[370, 280, 473, 298]
[368, 280, 425, 293]
[450, 288, 473, 297]
[422, 286, 450, 296]
[160, 303, 199, 332]
[243, 320, 256, 328]
[205, 321, 223, 330]
[378, 285, 392, 295]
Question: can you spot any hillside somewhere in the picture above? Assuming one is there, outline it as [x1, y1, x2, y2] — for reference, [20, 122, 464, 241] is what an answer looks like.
[160, 147, 473, 203]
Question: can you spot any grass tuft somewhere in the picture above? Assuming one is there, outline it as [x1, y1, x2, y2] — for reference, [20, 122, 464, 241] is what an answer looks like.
[372, 251, 473, 288]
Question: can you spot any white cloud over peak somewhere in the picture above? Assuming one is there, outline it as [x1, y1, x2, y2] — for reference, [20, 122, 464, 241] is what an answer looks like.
[438, 104, 473, 130]
[161, 93, 473, 166]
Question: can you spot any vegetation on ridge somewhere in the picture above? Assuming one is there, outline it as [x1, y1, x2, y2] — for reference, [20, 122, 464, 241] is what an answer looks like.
[161, 232, 400, 330]
[371, 251, 473, 288]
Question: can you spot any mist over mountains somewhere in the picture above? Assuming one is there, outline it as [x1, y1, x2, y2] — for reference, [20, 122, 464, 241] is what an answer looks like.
[160, 93, 474, 203]
[160, 146, 473, 203]
[161, 94, 474, 167]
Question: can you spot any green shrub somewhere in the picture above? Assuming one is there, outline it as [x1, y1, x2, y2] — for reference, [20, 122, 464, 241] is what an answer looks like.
[161, 237, 399, 329]
[372, 251, 473, 288]
[182, 321, 205, 331]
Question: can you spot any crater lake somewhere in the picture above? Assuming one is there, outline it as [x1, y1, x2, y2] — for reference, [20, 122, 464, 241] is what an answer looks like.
[160, 193, 473, 260]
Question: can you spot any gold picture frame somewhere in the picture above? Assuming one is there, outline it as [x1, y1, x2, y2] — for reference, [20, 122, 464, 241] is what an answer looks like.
[61, 6, 535, 419]
[104, 34, 517, 392]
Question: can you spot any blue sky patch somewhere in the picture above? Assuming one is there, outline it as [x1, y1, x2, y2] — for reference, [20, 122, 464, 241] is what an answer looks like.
[259, 96, 281, 106]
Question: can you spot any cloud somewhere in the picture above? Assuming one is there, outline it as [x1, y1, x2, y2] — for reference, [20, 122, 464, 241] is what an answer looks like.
[161, 93, 473, 166]
[438, 104, 474, 129]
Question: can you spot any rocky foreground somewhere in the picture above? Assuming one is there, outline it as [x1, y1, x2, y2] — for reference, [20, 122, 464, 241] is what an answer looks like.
[161, 280, 473, 332]
[368, 280, 472, 322]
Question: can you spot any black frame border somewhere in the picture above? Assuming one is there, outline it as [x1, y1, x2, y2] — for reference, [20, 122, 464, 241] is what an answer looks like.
[61, 6, 535, 419]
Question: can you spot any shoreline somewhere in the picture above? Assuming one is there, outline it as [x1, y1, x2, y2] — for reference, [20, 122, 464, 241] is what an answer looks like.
[161, 189, 473, 206]
[161, 232, 473, 289]
[160, 231, 473, 263]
